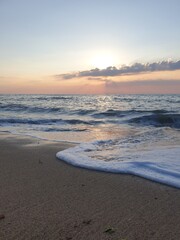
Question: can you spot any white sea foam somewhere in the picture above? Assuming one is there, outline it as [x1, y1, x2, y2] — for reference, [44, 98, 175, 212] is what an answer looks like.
[56, 128, 180, 189]
[56, 143, 180, 188]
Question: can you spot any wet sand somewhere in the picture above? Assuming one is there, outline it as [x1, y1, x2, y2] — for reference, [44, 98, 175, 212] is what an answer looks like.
[0, 133, 180, 240]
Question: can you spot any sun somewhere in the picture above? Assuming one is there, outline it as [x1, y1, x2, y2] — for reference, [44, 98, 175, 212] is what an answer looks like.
[90, 53, 117, 69]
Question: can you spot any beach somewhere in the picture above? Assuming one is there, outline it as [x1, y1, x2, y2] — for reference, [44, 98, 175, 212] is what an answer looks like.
[0, 133, 180, 240]
[1, 0, 180, 238]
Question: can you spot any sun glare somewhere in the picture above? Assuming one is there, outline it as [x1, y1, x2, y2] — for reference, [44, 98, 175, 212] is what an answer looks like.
[91, 54, 116, 69]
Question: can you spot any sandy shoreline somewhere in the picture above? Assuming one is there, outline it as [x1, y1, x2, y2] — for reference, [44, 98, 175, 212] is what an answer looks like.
[0, 133, 180, 240]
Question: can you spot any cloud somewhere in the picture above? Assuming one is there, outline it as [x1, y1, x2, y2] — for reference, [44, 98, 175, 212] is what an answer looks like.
[55, 73, 77, 80]
[55, 60, 180, 80]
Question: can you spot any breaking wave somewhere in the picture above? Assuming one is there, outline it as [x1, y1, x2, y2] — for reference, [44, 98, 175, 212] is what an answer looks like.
[129, 113, 180, 128]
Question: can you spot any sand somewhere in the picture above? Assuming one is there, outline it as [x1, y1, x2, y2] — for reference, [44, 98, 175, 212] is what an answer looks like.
[0, 133, 180, 240]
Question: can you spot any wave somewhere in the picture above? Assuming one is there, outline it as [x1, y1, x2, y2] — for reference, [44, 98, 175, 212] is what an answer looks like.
[129, 113, 180, 128]
[113, 97, 135, 102]
[56, 142, 180, 189]
[0, 103, 66, 113]
[92, 109, 126, 118]
[1, 101, 170, 117]
[73, 109, 96, 115]
[48, 96, 73, 100]
[44, 127, 88, 132]
[92, 109, 169, 118]
[32, 96, 73, 101]
[0, 117, 103, 126]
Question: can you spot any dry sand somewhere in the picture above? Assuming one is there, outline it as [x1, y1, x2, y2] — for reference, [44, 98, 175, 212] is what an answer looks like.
[0, 133, 180, 240]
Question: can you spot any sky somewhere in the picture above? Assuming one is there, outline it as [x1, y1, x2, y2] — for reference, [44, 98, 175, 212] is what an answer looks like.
[0, 0, 180, 94]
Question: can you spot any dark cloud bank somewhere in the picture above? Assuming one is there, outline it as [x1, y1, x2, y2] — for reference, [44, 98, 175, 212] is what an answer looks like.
[55, 60, 180, 80]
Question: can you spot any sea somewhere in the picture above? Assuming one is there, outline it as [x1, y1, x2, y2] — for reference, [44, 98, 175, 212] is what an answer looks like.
[0, 94, 180, 188]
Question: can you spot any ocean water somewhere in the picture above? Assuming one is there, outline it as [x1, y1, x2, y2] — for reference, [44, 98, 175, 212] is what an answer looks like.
[0, 94, 180, 188]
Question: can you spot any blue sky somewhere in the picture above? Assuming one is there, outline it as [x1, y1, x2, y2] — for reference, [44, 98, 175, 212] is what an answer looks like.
[0, 0, 180, 93]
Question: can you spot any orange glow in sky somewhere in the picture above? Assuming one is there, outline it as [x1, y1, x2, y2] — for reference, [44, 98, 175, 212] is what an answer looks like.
[1, 70, 180, 94]
[1, 1, 180, 94]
